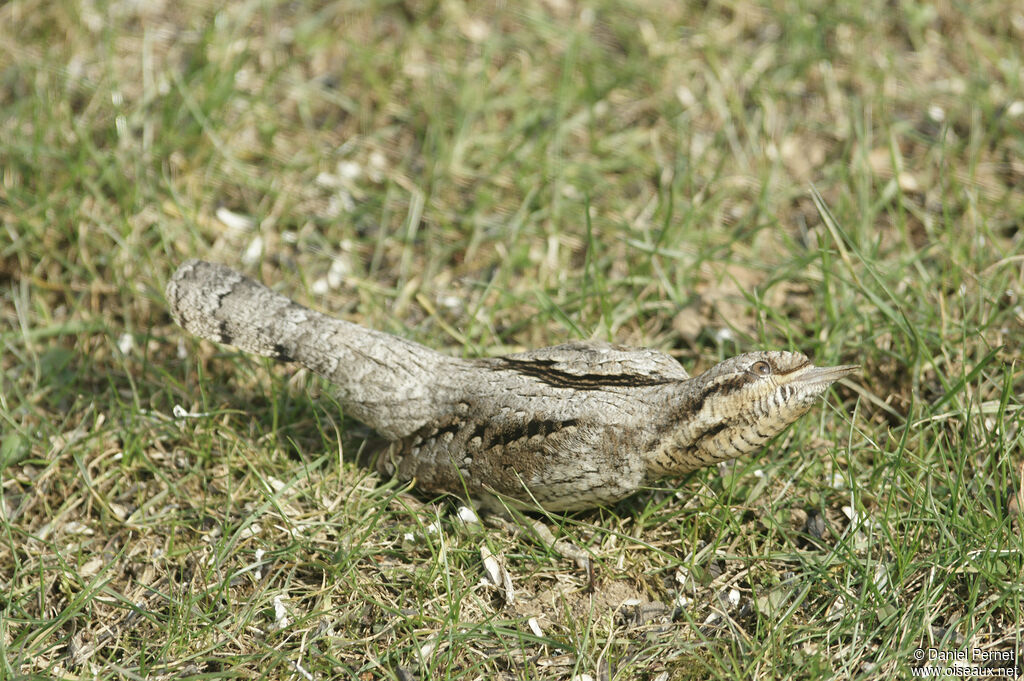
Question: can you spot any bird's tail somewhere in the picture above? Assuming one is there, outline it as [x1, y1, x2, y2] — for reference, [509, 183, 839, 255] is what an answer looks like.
[166, 259, 453, 438]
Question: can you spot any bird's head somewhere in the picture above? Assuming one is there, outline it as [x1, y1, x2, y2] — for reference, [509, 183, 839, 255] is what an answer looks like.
[650, 351, 858, 475]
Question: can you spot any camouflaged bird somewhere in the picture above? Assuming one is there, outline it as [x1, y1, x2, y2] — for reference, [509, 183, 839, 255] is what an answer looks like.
[167, 260, 857, 511]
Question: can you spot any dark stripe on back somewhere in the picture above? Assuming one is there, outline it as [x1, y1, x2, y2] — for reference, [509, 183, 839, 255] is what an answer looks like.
[499, 358, 674, 390]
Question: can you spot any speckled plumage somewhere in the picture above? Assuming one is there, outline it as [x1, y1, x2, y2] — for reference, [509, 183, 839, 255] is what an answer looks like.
[167, 260, 857, 511]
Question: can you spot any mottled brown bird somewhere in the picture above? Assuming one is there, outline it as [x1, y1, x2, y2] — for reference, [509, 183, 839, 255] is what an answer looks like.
[167, 260, 857, 511]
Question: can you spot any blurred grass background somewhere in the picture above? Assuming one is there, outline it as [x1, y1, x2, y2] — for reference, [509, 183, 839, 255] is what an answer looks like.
[2, 0, 1023, 679]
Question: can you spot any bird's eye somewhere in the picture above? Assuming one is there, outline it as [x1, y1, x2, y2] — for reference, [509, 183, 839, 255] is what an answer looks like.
[751, 360, 772, 376]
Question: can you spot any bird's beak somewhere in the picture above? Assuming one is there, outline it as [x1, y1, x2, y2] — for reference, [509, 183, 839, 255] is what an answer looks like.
[794, 364, 860, 386]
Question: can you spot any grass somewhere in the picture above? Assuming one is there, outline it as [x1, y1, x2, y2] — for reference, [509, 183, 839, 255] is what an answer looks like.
[2, 0, 1023, 678]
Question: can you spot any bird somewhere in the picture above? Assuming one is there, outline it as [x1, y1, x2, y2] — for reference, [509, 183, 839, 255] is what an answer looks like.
[166, 259, 857, 512]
